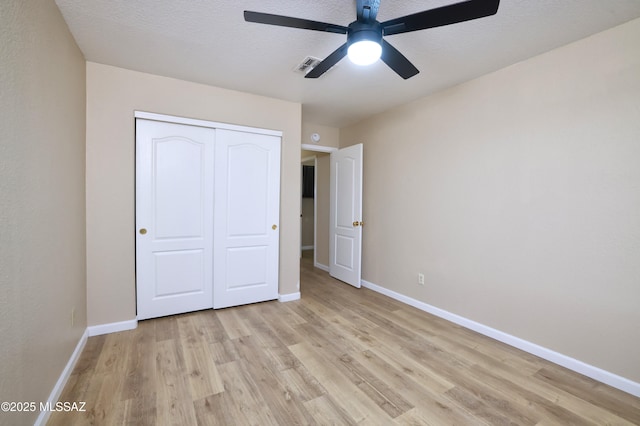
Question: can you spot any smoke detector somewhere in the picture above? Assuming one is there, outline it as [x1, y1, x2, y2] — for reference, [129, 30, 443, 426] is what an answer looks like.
[293, 56, 321, 75]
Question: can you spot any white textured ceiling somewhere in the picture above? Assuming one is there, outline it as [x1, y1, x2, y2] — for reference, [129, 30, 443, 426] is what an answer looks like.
[55, 0, 640, 127]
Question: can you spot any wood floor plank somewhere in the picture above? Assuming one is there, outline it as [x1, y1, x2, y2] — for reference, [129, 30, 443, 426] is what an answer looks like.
[207, 339, 240, 365]
[121, 319, 156, 401]
[239, 306, 302, 371]
[86, 371, 127, 425]
[444, 385, 522, 426]
[183, 343, 224, 400]
[257, 300, 306, 346]
[468, 363, 597, 426]
[195, 310, 229, 344]
[290, 342, 389, 424]
[394, 405, 490, 426]
[468, 355, 636, 425]
[176, 313, 206, 350]
[215, 359, 279, 426]
[193, 392, 241, 426]
[322, 308, 381, 349]
[215, 307, 253, 340]
[121, 393, 156, 426]
[232, 335, 317, 425]
[363, 338, 457, 394]
[303, 394, 359, 425]
[94, 331, 132, 375]
[71, 333, 107, 375]
[351, 349, 485, 425]
[48, 253, 640, 425]
[337, 352, 414, 418]
[155, 339, 198, 425]
[154, 315, 179, 342]
[367, 316, 474, 374]
[534, 366, 640, 424]
[277, 364, 326, 403]
[289, 341, 392, 424]
[120, 320, 157, 425]
[49, 342, 110, 426]
[386, 307, 543, 377]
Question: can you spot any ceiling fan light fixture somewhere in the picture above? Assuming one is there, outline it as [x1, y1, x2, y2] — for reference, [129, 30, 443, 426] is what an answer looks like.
[348, 40, 382, 66]
[346, 22, 383, 66]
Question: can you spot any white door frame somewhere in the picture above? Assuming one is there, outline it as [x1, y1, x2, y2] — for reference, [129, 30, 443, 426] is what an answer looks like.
[135, 111, 283, 138]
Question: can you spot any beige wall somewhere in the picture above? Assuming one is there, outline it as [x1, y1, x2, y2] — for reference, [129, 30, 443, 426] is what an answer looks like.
[0, 0, 87, 423]
[302, 121, 340, 148]
[301, 197, 315, 247]
[341, 18, 640, 382]
[315, 154, 331, 267]
[301, 159, 315, 248]
[86, 62, 301, 326]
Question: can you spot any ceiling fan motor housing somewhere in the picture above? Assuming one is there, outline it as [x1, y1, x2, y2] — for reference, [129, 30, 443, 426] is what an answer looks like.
[347, 21, 383, 46]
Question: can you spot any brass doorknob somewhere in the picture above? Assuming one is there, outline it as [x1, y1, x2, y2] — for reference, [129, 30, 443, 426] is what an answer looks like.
[139, 228, 147, 235]
[352, 221, 360, 227]
[272, 224, 277, 230]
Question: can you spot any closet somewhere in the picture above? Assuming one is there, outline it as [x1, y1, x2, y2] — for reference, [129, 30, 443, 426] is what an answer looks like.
[135, 112, 281, 320]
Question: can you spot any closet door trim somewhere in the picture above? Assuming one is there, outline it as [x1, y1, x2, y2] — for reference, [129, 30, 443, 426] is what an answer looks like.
[134, 111, 283, 137]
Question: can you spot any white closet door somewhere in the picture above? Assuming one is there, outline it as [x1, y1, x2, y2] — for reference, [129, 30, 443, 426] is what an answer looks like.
[213, 129, 281, 309]
[136, 119, 214, 320]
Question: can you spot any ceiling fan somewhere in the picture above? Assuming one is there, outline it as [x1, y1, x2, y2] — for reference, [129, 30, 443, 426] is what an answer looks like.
[244, 0, 500, 79]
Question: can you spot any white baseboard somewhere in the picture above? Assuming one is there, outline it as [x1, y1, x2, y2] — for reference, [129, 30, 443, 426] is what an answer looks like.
[35, 329, 88, 426]
[87, 319, 138, 337]
[279, 292, 301, 302]
[361, 279, 640, 398]
[301, 245, 314, 251]
[314, 262, 329, 272]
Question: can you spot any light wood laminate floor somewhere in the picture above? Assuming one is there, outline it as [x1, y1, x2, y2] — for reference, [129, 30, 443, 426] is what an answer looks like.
[49, 254, 640, 425]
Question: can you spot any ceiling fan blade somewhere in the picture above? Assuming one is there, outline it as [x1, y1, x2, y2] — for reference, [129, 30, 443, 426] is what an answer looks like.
[381, 0, 500, 36]
[305, 43, 349, 78]
[380, 39, 419, 79]
[356, 0, 381, 22]
[244, 11, 348, 34]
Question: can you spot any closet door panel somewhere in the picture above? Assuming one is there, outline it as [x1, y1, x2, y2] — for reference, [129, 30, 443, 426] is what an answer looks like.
[214, 129, 281, 309]
[136, 119, 215, 320]
[226, 144, 270, 236]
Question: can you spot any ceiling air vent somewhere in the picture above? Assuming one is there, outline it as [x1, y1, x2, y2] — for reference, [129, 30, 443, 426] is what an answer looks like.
[294, 56, 321, 74]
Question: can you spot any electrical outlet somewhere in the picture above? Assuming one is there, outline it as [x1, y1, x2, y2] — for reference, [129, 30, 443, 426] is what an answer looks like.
[71, 307, 76, 326]
[418, 273, 425, 285]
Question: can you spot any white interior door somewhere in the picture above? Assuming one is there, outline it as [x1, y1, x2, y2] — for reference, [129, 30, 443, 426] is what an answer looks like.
[136, 119, 214, 320]
[329, 143, 363, 287]
[213, 129, 281, 309]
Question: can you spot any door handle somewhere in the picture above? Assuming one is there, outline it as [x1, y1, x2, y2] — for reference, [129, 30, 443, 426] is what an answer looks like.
[272, 224, 277, 230]
[352, 221, 360, 227]
[139, 228, 147, 235]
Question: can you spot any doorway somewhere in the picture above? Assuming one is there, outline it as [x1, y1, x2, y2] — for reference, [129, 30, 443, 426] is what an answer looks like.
[301, 144, 336, 271]
[301, 156, 315, 262]
[300, 143, 363, 288]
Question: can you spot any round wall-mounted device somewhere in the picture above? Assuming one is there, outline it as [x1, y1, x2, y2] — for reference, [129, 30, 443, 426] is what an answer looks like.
[311, 133, 321, 143]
